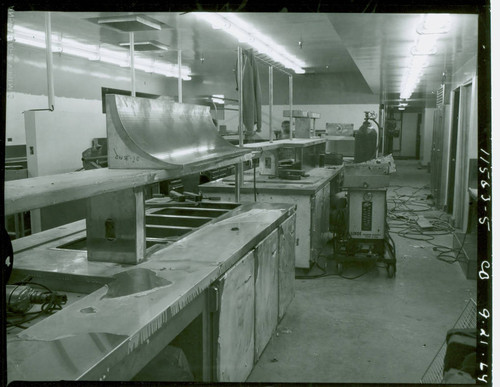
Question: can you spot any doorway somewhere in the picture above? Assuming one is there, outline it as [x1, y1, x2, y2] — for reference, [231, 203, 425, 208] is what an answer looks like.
[446, 89, 460, 213]
[451, 82, 473, 230]
[399, 112, 420, 158]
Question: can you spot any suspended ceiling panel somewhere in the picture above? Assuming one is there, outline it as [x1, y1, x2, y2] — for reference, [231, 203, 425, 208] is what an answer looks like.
[328, 13, 478, 99]
[11, 11, 478, 107]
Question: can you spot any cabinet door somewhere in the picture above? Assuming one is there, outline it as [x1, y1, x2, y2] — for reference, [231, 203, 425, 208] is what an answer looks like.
[215, 251, 255, 382]
[278, 214, 296, 320]
[254, 229, 278, 361]
[310, 183, 330, 262]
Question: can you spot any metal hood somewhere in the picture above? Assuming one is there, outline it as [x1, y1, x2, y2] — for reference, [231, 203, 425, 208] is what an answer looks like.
[106, 94, 251, 171]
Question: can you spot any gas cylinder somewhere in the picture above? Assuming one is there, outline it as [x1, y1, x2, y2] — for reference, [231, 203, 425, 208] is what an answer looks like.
[354, 121, 377, 163]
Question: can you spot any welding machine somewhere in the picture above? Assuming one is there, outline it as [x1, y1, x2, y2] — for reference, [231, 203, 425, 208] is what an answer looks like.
[332, 163, 396, 277]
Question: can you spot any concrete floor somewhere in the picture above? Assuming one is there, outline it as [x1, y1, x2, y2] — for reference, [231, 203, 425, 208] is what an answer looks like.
[247, 160, 476, 383]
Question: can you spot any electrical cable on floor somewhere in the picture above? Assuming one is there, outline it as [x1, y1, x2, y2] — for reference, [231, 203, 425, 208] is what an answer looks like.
[428, 231, 469, 264]
[385, 186, 470, 265]
[295, 258, 378, 280]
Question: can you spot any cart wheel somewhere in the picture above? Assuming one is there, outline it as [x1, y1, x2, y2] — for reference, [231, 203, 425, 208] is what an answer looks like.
[337, 262, 343, 275]
[387, 264, 395, 278]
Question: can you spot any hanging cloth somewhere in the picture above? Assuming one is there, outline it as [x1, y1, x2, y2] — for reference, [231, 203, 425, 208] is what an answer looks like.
[241, 49, 262, 134]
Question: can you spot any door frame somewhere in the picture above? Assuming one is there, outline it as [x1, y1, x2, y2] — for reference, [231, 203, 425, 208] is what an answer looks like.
[447, 87, 461, 213]
[451, 78, 475, 231]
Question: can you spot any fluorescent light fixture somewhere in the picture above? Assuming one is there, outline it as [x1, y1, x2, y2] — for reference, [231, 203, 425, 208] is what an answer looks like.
[418, 14, 451, 34]
[400, 14, 450, 100]
[412, 34, 438, 55]
[398, 107, 405, 110]
[196, 12, 306, 74]
[10, 24, 191, 80]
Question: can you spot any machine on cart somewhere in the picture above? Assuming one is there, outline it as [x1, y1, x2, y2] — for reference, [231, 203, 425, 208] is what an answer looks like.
[331, 163, 397, 278]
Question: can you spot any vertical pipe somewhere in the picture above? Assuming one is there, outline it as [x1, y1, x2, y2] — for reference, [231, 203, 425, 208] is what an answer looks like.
[238, 47, 244, 147]
[269, 66, 274, 143]
[380, 109, 385, 157]
[235, 46, 244, 202]
[129, 32, 136, 97]
[178, 50, 183, 103]
[45, 12, 54, 110]
[288, 75, 293, 140]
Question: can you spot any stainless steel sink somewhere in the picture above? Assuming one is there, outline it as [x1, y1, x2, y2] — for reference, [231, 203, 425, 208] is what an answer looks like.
[56, 201, 241, 253]
[151, 207, 230, 218]
[145, 224, 194, 238]
[145, 214, 212, 228]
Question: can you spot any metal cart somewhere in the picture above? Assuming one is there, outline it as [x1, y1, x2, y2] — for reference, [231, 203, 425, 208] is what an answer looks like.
[331, 163, 397, 278]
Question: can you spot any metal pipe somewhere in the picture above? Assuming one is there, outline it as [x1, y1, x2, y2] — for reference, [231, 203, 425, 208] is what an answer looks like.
[235, 46, 245, 202]
[288, 75, 293, 140]
[129, 32, 136, 97]
[269, 66, 273, 143]
[178, 50, 182, 103]
[45, 12, 54, 110]
[238, 47, 244, 148]
[380, 108, 385, 157]
[234, 163, 240, 202]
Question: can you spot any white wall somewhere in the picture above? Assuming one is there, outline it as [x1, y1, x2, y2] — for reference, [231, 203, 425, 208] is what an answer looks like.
[251, 104, 379, 139]
[6, 91, 104, 146]
[25, 109, 106, 177]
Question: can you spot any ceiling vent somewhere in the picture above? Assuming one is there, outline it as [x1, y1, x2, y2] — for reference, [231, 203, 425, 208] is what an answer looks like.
[119, 40, 169, 51]
[97, 15, 162, 32]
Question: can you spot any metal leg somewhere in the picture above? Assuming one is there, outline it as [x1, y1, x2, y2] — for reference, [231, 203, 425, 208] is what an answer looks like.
[202, 291, 213, 382]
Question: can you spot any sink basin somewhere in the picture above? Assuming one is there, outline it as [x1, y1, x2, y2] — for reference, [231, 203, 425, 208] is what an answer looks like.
[152, 207, 230, 218]
[145, 225, 194, 238]
[57, 201, 241, 253]
[145, 214, 212, 228]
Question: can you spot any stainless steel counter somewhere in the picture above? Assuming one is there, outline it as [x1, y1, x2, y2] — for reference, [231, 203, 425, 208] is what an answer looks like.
[7, 202, 295, 383]
[200, 166, 343, 268]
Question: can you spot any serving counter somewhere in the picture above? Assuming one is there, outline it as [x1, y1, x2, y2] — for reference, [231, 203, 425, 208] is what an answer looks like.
[6, 95, 297, 383]
[7, 202, 296, 383]
[199, 166, 343, 268]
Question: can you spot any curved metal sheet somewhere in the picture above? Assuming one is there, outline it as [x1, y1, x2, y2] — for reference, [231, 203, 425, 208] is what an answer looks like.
[107, 94, 250, 169]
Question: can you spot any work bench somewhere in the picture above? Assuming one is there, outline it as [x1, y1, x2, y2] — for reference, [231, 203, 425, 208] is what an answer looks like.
[6, 95, 298, 382]
[199, 166, 343, 268]
[6, 168, 296, 383]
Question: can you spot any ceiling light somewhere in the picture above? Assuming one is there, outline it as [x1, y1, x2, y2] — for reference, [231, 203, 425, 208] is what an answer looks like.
[196, 12, 306, 74]
[418, 14, 451, 34]
[10, 24, 191, 80]
[400, 14, 451, 100]
[398, 107, 405, 110]
[412, 34, 438, 55]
